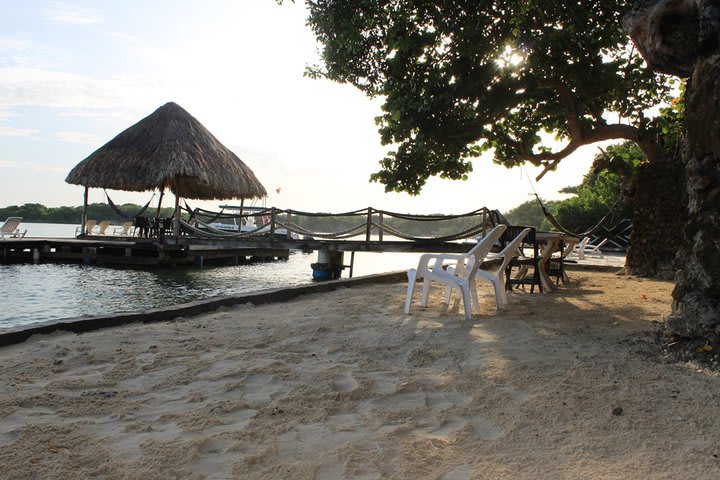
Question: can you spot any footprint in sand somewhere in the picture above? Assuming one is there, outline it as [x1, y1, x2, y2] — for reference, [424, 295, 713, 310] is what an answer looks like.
[467, 415, 504, 440]
[333, 372, 358, 392]
[242, 373, 284, 407]
[440, 465, 475, 480]
[426, 415, 504, 441]
[497, 384, 530, 402]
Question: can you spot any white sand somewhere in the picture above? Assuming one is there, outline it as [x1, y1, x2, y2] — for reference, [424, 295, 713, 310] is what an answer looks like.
[1, 271, 719, 479]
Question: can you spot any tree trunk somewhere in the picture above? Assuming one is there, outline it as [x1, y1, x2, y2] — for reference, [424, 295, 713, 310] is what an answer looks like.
[665, 57, 720, 343]
[623, 0, 720, 348]
[625, 150, 687, 279]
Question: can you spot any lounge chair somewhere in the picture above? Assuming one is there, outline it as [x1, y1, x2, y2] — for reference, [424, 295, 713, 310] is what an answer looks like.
[404, 224, 507, 319]
[580, 238, 608, 259]
[112, 221, 134, 236]
[0, 217, 27, 239]
[75, 219, 97, 236]
[568, 237, 590, 259]
[571, 237, 607, 259]
[96, 220, 112, 235]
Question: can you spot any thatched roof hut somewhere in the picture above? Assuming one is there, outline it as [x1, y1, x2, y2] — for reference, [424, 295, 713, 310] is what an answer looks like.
[65, 102, 267, 200]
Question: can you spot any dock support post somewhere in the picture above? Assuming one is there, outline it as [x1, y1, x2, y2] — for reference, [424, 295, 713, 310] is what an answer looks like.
[195, 255, 204, 267]
[270, 207, 276, 241]
[378, 212, 383, 242]
[366, 207, 372, 243]
[32, 248, 40, 264]
[81, 185, 89, 236]
[311, 248, 344, 281]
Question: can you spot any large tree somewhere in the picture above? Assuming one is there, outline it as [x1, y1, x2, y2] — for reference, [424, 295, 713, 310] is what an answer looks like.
[305, 0, 672, 194]
[303, 0, 688, 279]
[625, 0, 720, 348]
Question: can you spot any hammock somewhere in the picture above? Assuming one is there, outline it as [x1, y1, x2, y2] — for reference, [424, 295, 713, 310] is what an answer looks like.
[534, 193, 619, 238]
[105, 190, 154, 220]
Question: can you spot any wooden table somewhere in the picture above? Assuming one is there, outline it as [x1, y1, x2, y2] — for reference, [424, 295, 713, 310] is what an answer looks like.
[535, 232, 579, 292]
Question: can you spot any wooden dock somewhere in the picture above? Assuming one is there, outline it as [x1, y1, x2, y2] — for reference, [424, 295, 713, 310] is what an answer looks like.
[0, 234, 476, 268]
[1, 206, 501, 270]
[0, 236, 289, 267]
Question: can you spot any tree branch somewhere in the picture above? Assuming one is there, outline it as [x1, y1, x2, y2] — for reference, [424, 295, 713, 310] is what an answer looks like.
[536, 78, 584, 139]
[533, 123, 662, 180]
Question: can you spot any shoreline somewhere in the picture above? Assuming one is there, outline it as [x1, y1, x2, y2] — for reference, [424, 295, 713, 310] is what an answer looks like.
[0, 271, 406, 348]
[0, 263, 622, 348]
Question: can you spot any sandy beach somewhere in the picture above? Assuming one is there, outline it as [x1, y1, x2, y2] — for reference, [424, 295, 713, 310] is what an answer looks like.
[1, 269, 719, 479]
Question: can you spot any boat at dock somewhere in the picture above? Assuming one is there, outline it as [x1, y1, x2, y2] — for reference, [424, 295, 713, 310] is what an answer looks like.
[201, 204, 299, 240]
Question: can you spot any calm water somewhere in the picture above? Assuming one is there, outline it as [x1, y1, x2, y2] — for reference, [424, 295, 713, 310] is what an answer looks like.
[0, 223, 423, 330]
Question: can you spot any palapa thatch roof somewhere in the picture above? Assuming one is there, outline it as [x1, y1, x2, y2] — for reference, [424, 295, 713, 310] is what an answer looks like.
[65, 102, 267, 200]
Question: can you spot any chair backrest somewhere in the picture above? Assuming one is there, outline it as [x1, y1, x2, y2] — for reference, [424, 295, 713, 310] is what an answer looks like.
[97, 220, 112, 235]
[134, 216, 149, 228]
[467, 225, 507, 258]
[121, 221, 133, 235]
[1, 217, 22, 233]
[589, 238, 608, 250]
[85, 220, 97, 233]
[463, 225, 508, 278]
[500, 225, 535, 248]
[495, 228, 532, 272]
[574, 237, 590, 250]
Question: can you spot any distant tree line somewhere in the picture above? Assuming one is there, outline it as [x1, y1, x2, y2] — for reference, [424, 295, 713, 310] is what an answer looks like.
[0, 203, 177, 224]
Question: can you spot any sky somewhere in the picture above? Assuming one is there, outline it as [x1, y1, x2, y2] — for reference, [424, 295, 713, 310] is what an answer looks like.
[0, 0, 602, 215]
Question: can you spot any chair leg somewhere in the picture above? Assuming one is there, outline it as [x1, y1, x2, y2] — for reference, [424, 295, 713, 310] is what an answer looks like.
[460, 283, 473, 320]
[491, 278, 505, 309]
[469, 281, 480, 314]
[420, 278, 432, 307]
[443, 285, 455, 305]
[404, 269, 417, 314]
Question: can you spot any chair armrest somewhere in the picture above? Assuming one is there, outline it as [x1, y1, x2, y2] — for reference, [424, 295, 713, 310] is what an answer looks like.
[417, 253, 466, 267]
[415, 253, 470, 276]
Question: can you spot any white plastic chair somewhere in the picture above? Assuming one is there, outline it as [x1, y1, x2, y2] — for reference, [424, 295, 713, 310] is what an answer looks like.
[473, 227, 531, 309]
[96, 220, 112, 235]
[404, 224, 507, 319]
[0, 217, 27, 239]
[75, 219, 97, 236]
[112, 221, 134, 236]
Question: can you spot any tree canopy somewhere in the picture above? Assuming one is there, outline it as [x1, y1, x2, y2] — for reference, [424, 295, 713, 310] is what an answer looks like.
[305, 0, 672, 193]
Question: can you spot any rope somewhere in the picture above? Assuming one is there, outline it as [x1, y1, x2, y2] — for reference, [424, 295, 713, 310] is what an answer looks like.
[375, 221, 489, 242]
[178, 205, 505, 243]
[278, 221, 366, 239]
[374, 207, 492, 221]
